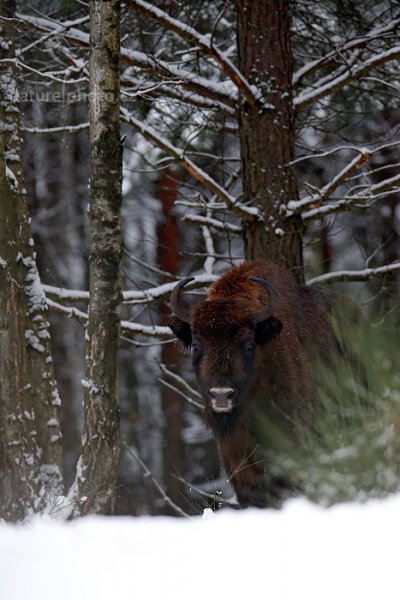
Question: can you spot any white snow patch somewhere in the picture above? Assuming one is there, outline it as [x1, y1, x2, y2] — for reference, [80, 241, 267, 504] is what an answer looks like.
[24, 330, 46, 353]
[5, 165, 18, 191]
[1, 495, 400, 600]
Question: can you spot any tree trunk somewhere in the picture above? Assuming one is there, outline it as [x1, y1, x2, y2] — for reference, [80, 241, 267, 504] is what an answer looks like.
[0, 0, 63, 521]
[236, 0, 304, 282]
[73, 0, 123, 516]
[157, 168, 185, 514]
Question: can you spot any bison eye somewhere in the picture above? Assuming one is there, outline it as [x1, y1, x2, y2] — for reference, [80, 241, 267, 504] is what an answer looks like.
[244, 342, 256, 353]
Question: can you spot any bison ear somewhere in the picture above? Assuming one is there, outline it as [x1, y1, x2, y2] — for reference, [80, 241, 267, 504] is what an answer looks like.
[168, 316, 192, 348]
[254, 316, 283, 346]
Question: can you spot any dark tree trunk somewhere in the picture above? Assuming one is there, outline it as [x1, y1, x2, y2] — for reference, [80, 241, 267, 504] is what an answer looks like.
[73, 0, 123, 516]
[0, 0, 63, 521]
[157, 168, 185, 514]
[236, 0, 304, 282]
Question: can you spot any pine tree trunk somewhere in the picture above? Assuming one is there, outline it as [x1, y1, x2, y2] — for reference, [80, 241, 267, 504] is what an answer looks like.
[0, 0, 63, 521]
[157, 169, 185, 514]
[73, 0, 123, 515]
[236, 0, 304, 282]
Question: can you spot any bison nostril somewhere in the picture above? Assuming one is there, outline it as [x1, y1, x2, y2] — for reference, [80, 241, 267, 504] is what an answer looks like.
[209, 387, 236, 413]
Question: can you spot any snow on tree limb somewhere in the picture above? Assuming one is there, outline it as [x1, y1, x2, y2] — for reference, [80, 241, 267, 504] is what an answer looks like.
[121, 79, 236, 115]
[121, 107, 258, 222]
[295, 46, 400, 111]
[307, 262, 400, 285]
[44, 274, 218, 306]
[125, 0, 261, 108]
[181, 214, 241, 234]
[15, 13, 90, 48]
[287, 150, 370, 215]
[293, 16, 400, 86]
[122, 48, 238, 109]
[16, 12, 238, 111]
[301, 182, 400, 223]
[47, 298, 173, 339]
[24, 123, 89, 134]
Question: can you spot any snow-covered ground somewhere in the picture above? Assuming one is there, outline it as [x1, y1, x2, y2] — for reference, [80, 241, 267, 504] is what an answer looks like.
[1, 495, 399, 600]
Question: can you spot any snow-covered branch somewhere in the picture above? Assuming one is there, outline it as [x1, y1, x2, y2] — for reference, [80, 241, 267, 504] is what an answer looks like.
[2, 57, 87, 86]
[295, 45, 400, 111]
[181, 214, 241, 235]
[46, 298, 172, 339]
[293, 16, 400, 85]
[287, 150, 370, 215]
[16, 12, 90, 48]
[307, 262, 400, 285]
[122, 48, 238, 110]
[121, 78, 236, 115]
[121, 107, 258, 222]
[24, 123, 89, 134]
[125, 0, 261, 108]
[301, 176, 400, 223]
[44, 274, 218, 306]
[16, 12, 238, 112]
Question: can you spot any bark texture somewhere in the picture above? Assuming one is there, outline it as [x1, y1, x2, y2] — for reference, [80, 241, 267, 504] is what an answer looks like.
[0, 0, 63, 521]
[74, 0, 123, 515]
[236, 0, 304, 281]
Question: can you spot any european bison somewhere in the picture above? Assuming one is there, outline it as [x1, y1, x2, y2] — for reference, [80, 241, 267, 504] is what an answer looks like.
[169, 260, 337, 507]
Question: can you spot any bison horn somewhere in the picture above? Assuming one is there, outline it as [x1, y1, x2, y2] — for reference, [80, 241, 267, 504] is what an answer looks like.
[170, 277, 195, 323]
[248, 277, 278, 323]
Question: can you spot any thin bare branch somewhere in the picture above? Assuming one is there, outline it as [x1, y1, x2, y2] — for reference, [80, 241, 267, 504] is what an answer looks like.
[173, 473, 238, 509]
[158, 363, 204, 410]
[122, 441, 190, 518]
[121, 107, 258, 222]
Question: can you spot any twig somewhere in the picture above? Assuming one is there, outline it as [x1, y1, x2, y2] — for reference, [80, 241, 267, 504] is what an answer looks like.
[159, 379, 204, 411]
[121, 107, 258, 223]
[173, 473, 238, 509]
[157, 362, 204, 410]
[122, 441, 190, 518]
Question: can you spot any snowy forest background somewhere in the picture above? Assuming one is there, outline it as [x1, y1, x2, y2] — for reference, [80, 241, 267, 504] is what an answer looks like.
[1, 0, 400, 520]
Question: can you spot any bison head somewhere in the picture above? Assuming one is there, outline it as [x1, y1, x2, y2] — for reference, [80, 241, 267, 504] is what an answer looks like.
[168, 277, 282, 430]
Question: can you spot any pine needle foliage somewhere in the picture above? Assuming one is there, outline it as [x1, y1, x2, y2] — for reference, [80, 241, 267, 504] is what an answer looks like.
[260, 308, 400, 507]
